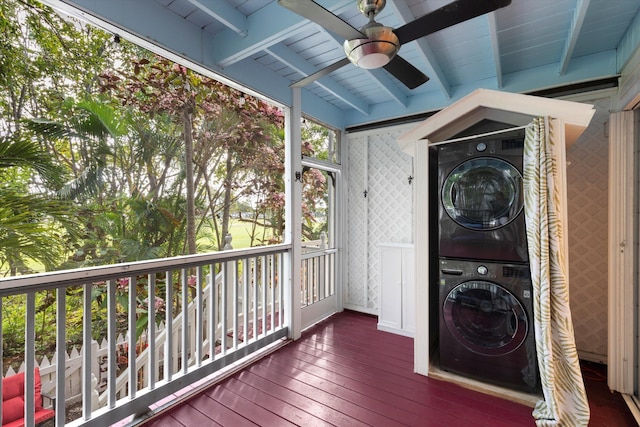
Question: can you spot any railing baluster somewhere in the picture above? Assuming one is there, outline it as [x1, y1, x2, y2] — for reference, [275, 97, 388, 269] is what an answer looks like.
[306, 258, 310, 306]
[261, 255, 267, 338]
[164, 270, 173, 382]
[326, 253, 330, 298]
[107, 279, 117, 408]
[308, 258, 311, 306]
[148, 272, 156, 389]
[315, 255, 320, 302]
[25, 292, 36, 426]
[319, 253, 326, 301]
[181, 269, 188, 374]
[329, 253, 335, 296]
[314, 257, 318, 303]
[83, 283, 93, 419]
[253, 257, 258, 342]
[209, 263, 217, 360]
[301, 258, 307, 306]
[233, 260, 239, 350]
[310, 257, 315, 304]
[279, 253, 284, 327]
[221, 262, 227, 356]
[270, 254, 276, 331]
[56, 287, 66, 424]
[243, 258, 249, 345]
[195, 265, 203, 366]
[128, 276, 137, 399]
[331, 252, 336, 298]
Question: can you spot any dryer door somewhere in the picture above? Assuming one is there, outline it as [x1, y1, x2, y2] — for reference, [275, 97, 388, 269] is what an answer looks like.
[442, 157, 523, 230]
[442, 280, 528, 356]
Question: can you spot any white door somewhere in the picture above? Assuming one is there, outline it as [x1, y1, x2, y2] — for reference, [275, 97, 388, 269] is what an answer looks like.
[300, 162, 341, 329]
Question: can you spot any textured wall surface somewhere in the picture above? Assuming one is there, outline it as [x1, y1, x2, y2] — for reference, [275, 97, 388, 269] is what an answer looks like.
[566, 94, 612, 362]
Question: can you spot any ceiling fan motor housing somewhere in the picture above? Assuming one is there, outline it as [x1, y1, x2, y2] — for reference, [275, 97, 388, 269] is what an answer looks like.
[357, 0, 386, 17]
[343, 22, 399, 69]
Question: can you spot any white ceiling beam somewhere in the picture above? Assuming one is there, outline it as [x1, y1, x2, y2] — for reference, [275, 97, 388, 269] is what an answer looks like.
[617, 7, 640, 71]
[487, 12, 503, 88]
[559, 0, 591, 76]
[185, 0, 247, 37]
[265, 44, 370, 116]
[213, 0, 353, 68]
[366, 68, 409, 107]
[386, 0, 452, 98]
[45, 0, 219, 68]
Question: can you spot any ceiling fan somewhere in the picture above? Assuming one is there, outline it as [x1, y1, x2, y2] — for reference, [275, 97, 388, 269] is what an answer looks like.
[278, 0, 512, 89]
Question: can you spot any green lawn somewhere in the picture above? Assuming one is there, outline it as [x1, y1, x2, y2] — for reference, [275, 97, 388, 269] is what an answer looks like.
[198, 220, 276, 250]
[227, 221, 275, 248]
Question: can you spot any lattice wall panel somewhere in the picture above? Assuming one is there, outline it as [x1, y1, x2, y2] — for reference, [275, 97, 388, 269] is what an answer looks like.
[346, 129, 413, 311]
[367, 131, 413, 308]
[346, 135, 367, 308]
[566, 95, 612, 361]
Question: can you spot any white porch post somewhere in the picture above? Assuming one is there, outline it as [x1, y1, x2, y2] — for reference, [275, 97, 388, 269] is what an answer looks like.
[414, 140, 430, 375]
[285, 87, 303, 340]
[608, 110, 637, 394]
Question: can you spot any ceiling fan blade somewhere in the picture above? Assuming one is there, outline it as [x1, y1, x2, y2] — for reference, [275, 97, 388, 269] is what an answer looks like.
[383, 56, 429, 89]
[395, 0, 512, 45]
[290, 58, 351, 88]
[278, 0, 365, 40]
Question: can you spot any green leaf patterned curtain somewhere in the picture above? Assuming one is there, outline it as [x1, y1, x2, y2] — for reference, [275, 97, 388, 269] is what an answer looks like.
[523, 117, 590, 426]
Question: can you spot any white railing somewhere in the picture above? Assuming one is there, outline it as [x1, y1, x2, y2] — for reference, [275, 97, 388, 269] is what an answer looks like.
[0, 244, 290, 427]
[101, 259, 283, 407]
[301, 233, 336, 307]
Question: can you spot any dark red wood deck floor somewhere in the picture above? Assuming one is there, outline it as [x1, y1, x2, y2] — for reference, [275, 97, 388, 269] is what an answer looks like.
[143, 311, 636, 426]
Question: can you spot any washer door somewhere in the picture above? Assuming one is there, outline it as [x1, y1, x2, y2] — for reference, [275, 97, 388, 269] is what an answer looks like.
[442, 157, 523, 230]
[443, 280, 528, 356]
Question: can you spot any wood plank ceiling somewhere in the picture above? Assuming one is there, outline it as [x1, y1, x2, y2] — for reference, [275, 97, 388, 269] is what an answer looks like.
[43, 0, 640, 130]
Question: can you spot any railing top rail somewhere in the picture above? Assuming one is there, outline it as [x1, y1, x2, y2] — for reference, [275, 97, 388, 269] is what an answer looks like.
[0, 243, 292, 295]
[300, 247, 337, 260]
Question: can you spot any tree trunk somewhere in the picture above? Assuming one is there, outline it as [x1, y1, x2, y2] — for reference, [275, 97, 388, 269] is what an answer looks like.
[220, 149, 233, 250]
[183, 105, 197, 255]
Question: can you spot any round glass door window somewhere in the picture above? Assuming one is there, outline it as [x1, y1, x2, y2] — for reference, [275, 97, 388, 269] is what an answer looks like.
[442, 281, 528, 356]
[442, 157, 523, 230]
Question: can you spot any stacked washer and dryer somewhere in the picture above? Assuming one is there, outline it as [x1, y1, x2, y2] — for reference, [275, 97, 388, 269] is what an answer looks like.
[434, 126, 540, 393]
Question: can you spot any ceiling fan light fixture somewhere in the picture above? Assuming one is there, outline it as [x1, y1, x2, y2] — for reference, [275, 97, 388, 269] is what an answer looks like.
[343, 23, 399, 69]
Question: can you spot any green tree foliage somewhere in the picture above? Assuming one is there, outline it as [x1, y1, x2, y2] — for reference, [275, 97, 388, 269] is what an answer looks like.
[300, 120, 337, 241]
[0, 0, 335, 365]
[0, 134, 80, 273]
[0, 0, 124, 273]
[99, 55, 286, 250]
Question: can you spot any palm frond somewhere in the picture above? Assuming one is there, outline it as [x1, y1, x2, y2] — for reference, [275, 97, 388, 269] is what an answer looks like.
[0, 189, 81, 270]
[0, 135, 65, 187]
[76, 99, 129, 137]
[57, 164, 105, 200]
[23, 118, 80, 140]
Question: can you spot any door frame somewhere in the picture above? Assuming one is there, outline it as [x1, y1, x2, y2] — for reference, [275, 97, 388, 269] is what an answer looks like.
[300, 150, 343, 330]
